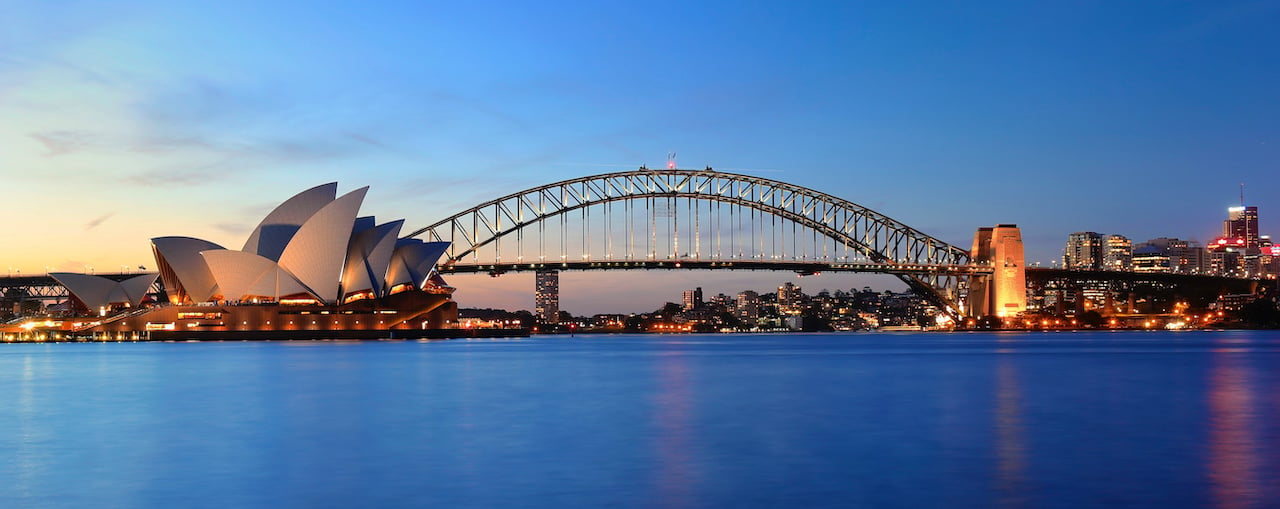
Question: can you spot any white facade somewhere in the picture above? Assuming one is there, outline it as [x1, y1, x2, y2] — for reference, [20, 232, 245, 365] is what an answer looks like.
[144, 183, 449, 306]
[50, 273, 159, 312]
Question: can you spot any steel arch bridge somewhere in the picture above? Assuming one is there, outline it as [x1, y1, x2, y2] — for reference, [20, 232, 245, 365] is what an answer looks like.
[407, 168, 988, 316]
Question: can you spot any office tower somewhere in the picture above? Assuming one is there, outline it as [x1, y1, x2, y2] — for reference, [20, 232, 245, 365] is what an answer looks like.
[1224, 206, 1260, 249]
[1104, 235, 1132, 271]
[778, 282, 803, 315]
[1063, 232, 1103, 270]
[682, 287, 703, 311]
[736, 291, 760, 321]
[535, 270, 560, 324]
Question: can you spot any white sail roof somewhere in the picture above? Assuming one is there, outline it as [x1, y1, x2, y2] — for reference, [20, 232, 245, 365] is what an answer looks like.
[340, 219, 403, 298]
[242, 182, 337, 261]
[150, 182, 450, 306]
[151, 236, 224, 303]
[385, 240, 450, 289]
[50, 273, 158, 311]
[201, 250, 314, 302]
[277, 187, 369, 304]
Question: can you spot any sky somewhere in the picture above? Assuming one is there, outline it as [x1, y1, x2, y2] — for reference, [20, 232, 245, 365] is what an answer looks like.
[2, 0, 1278, 315]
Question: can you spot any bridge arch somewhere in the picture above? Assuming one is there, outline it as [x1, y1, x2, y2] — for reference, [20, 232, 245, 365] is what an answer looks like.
[407, 168, 979, 315]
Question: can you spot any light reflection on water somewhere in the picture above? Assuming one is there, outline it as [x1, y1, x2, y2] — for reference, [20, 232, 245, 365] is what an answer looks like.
[994, 357, 1027, 509]
[1, 331, 1279, 508]
[1208, 350, 1263, 509]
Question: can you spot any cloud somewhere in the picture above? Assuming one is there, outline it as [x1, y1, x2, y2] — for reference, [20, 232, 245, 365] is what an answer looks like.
[85, 212, 115, 230]
[345, 132, 391, 150]
[29, 130, 97, 156]
[213, 222, 250, 236]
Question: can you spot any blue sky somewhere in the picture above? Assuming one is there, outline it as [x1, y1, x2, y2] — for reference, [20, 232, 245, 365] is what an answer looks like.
[3, 1, 1278, 314]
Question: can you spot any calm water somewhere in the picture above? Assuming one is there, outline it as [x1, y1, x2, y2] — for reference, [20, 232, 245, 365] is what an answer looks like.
[3, 331, 1280, 508]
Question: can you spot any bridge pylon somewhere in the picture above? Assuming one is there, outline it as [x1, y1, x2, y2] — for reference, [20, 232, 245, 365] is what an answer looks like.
[966, 224, 1027, 318]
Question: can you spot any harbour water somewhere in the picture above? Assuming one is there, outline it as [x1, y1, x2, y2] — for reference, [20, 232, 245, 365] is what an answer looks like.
[3, 331, 1279, 508]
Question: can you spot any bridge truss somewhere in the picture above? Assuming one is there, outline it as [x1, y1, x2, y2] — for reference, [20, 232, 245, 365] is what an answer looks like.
[407, 168, 985, 316]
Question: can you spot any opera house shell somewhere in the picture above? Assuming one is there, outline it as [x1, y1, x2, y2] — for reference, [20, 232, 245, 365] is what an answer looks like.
[55, 183, 462, 339]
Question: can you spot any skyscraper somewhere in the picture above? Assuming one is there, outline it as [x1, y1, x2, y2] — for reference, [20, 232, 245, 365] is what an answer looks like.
[1223, 206, 1260, 249]
[1104, 235, 1132, 271]
[682, 287, 703, 311]
[778, 282, 803, 315]
[535, 270, 559, 324]
[1063, 232, 1103, 270]
[736, 291, 760, 321]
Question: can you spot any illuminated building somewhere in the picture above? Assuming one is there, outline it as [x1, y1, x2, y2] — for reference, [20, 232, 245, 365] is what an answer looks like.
[1132, 245, 1171, 273]
[535, 270, 560, 324]
[1104, 235, 1132, 271]
[1209, 250, 1242, 276]
[49, 183, 465, 339]
[1223, 205, 1259, 249]
[681, 287, 703, 311]
[736, 291, 760, 321]
[967, 224, 1026, 317]
[1063, 232, 1103, 270]
[778, 282, 803, 315]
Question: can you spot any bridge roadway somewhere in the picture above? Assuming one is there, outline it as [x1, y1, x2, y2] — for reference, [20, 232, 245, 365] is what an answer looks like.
[438, 260, 994, 277]
[1026, 267, 1265, 297]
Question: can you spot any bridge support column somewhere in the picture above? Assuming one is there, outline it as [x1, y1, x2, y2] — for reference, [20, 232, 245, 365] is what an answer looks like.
[967, 224, 1027, 318]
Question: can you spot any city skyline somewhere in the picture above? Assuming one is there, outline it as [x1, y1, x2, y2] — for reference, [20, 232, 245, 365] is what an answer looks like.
[3, 1, 1278, 315]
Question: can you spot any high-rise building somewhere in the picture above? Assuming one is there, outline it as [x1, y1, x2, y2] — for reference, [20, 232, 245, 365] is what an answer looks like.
[682, 287, 703, 311]
[1135, 237, 1198, 273]
[534, 270, 559, 324]
[1224, 206, 1260, 249]
[1210, 250, 1242, 276]
[736, 291, 760, 321]
[1132, 245, 1171, 273]
[1104, 235, 1132, 271]
[1176, 243, 1208, 274]
[1063, 232, 1104, 270]
[778, 282, 803, 315]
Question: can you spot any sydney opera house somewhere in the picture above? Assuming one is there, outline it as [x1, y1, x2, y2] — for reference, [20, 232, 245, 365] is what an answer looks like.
[46, 183, 471, 339]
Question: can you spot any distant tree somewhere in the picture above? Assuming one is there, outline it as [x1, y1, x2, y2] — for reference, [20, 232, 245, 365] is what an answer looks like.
[513, 310, 537, 326]
[1240, 298, 1280, 328]
[801, 313, 831, 332]
[654, 302, 682, 319]
[716, 311, 741, 329]
[1078, 310, 1105, 328]
[624, 315, 646, 332]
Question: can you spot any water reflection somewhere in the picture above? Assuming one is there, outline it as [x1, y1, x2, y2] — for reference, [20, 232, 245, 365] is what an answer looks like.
[653, 351, 696, 508]
[15, 354, 38, 500]
[994, 356, 1028, 508]
[1208, 350, 1262, 509]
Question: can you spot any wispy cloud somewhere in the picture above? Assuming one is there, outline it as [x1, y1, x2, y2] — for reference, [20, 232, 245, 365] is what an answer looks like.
[213, 222, 250, 236]
[345, 132, 390, 150]
[29, 130, 98, 156]
[85, 212, 115, 230]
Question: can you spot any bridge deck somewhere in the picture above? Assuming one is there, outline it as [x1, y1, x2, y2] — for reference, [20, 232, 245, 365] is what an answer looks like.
[440, 260, 993, 276]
